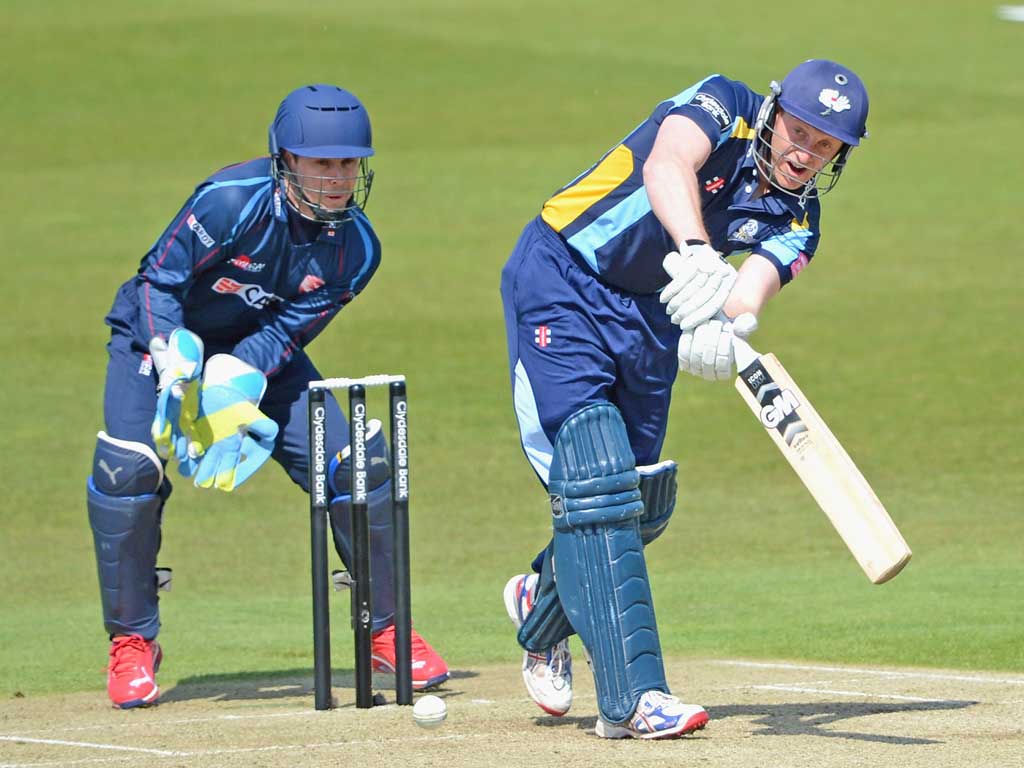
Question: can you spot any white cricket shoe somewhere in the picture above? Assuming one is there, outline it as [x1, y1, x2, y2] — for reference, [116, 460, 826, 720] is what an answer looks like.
[503, 573, 573, 716]
[596, 690, 708, 739]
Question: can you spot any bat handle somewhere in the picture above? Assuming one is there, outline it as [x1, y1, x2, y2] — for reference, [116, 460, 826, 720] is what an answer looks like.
[733, 336, 760, 372]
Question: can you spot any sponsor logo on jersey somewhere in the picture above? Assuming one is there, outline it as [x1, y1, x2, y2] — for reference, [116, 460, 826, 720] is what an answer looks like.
[704, 176, 725, 194]
[733, 218, 760, 244]
[211, 277, 281, 309]
[138, 353, 153, 377]
[229, 254, 266, 273]
[186, 214, 215, 248]
[534, 325, 551, 348]
[693, 92, 731, 130]
[299, 274, 326, 294]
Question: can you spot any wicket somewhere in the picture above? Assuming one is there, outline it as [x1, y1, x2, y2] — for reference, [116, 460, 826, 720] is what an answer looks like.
[307, 374, 412, 710]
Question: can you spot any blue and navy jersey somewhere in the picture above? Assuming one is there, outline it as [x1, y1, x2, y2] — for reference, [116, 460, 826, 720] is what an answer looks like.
[540, 74, 821, 294]
[105, 158, 381, 377]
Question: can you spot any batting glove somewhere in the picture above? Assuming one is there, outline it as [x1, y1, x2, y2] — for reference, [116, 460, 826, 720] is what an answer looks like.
[677, 312, 758, 381]
[660, 242, 738, 331]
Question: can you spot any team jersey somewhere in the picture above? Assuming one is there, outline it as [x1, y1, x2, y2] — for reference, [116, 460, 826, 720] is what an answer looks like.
[105, 158, 381, 377]
[540, 74, 821, 294]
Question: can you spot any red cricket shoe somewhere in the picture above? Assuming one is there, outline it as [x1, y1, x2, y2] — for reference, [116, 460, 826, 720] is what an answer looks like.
[371, 625, 449, 690]
[107, 634, 162, 709]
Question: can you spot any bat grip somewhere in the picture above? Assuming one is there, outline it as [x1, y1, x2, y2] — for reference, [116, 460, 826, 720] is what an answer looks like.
[733, 336, 761, 371]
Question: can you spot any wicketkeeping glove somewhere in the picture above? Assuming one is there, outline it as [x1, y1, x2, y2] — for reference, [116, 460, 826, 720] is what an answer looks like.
[677, 312, 758, 381]
[150, 328, 204, 462]
[660, 242, 738, 331]
[178, 354, 279, 492]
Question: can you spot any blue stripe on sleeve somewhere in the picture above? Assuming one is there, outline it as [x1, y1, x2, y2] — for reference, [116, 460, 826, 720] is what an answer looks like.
[758, 227, 812, 266]
[350, 212, 376, 288]
[227, 182, 273, 244]
[664, 75, 716, 109]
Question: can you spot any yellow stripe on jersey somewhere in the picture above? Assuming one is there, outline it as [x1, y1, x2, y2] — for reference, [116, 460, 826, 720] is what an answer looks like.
[542, 144, 636, 233]
[791, 212, 810, 231]
[732, 117, 756, 140]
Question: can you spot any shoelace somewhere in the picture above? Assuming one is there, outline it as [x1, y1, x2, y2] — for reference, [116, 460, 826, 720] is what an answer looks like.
[410, 631, 431, 655]
[640, 690, 674, 710]
[109, 636, 149, 676]
[546, 640, 571, 678]
[374, 625, 432, 657]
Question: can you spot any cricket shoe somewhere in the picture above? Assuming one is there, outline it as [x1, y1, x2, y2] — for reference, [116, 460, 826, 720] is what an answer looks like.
[371, 624, 449, 690]
[503, 573, 573, 717]
[595, 691, 708, 740]
[107, 634, 162, 709]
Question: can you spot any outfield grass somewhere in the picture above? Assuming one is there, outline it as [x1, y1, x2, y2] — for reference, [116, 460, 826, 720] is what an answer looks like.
[1, 1, 1021, 697]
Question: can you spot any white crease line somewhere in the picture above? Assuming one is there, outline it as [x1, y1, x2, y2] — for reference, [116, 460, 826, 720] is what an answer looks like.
[0, 736, 178, 755]
[749, 684, 950, 703]
[0, 732, 483, 766]
[1, 709, 317, 736]
[717, 660, 1024, 685]
[2, 758, 132, 768]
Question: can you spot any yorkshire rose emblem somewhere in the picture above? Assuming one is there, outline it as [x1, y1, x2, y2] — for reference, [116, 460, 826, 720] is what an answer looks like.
[818, 88, 851, 115]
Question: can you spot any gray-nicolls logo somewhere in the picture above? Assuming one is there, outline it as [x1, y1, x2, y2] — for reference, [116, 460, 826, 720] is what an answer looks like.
[549, 493, 564, 517]
[98, 460, 124, 486]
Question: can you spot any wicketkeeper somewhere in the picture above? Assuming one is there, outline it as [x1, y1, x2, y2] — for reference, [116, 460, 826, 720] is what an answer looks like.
[500, 60, 869, 738]
[86, 84, 449, 709]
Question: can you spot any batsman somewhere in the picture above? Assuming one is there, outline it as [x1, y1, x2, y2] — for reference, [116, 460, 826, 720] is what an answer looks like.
[86, 84, 448, 709]
[500, 60, 869, 738]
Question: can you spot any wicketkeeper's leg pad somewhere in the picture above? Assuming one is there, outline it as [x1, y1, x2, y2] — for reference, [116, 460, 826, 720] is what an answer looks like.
[87, 432, 166, 639]
[549, 403, 669, 725]
[330, 482, 396, 631]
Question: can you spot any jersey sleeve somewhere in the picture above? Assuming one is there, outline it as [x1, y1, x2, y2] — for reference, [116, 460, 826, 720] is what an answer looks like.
[751, 206, 821, 287]
[134, 180, 267, 343]
[231, 218, 382, 377]
[660, 75, 742, 151]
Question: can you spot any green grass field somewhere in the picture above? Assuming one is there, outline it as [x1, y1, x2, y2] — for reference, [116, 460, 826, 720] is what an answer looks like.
[2, 0, 1021, 700]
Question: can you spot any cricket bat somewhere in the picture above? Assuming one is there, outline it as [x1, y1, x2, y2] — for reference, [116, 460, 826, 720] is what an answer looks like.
[732, 338, 911, 584]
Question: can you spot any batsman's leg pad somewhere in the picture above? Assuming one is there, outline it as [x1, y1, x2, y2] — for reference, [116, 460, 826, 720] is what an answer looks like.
[330, 481, 395, 631]
[549, 403, 668, 725]
[87, 433, 166, 638]
[637, 460, 678, 546]
[517, 542, 575, 652]
[519, 458, 680, 651]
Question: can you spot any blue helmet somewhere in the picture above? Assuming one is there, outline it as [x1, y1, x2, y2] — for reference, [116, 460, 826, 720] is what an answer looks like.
[753, 60, 869, 201]
[269, 84, 375, 222]
[778, 60, 868, 147]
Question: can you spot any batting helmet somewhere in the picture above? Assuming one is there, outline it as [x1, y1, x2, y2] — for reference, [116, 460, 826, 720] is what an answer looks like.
[753, 60, 869, 201]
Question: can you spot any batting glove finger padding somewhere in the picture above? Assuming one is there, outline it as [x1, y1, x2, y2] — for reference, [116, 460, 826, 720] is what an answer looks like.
[677, 312, 759, 381]
[660, 245, 738, 331]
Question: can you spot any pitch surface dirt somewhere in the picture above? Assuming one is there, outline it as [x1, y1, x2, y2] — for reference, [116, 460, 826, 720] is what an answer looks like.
[2, 658, 1022, 767]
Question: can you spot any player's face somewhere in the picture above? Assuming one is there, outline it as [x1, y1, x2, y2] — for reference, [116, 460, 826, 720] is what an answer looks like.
[283, 153, 361, 216]
[769, 111, 842, 190]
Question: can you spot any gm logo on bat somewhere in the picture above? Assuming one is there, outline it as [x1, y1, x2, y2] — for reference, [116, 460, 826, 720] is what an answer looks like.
[759, 390, 801, 429]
